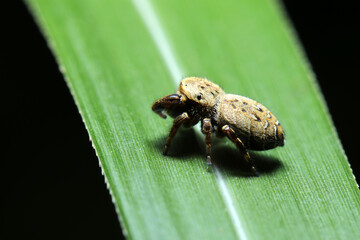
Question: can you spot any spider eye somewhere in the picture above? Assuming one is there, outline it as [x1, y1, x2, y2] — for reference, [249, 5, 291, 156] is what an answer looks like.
[197, 95, 202, 100]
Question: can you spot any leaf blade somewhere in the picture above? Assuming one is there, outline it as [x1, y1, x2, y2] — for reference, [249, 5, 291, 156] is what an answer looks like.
[26, 0, 360, 239]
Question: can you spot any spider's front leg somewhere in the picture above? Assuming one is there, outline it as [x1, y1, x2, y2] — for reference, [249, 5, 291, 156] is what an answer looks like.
[202, 118, 213, 165]
[152, 94, 183, 119]
[163, 112, 190, 155]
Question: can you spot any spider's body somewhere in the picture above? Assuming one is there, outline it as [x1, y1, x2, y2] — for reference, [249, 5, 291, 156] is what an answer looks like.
[152, 77, 285, 175]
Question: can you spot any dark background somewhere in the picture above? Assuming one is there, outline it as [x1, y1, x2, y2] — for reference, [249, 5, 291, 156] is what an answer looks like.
[2, 1, 358, 239]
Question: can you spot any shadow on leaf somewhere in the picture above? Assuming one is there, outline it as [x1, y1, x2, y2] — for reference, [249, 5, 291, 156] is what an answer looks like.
[150, 128, 202, 160]
[150, 128, 283, 176]
[211, 143, 283, 177]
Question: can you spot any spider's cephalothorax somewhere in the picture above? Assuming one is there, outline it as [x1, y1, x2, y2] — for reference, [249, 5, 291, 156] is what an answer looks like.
[152, 77, 285, 176]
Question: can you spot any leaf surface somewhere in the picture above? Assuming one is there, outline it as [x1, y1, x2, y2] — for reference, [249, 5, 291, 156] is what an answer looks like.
[27, 0, 360, 239]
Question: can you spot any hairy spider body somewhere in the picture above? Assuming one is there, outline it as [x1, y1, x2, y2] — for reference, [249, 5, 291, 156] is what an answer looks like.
[152, 77, 285, 176]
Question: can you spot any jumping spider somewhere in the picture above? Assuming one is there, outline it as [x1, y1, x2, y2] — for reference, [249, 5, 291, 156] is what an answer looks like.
[152, 77, 285, 176]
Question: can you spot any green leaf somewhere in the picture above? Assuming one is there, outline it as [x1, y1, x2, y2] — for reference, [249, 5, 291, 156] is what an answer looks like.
[26, 0, 360, 239]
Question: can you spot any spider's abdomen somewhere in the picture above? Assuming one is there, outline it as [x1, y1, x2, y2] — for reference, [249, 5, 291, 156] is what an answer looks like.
[217, 94, 285, 150]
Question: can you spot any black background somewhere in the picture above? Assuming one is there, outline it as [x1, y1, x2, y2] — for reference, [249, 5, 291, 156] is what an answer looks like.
[2, 1, 358, 239]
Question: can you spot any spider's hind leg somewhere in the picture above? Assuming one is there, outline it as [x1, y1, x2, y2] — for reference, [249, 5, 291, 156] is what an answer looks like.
[221, 125, 259, 176]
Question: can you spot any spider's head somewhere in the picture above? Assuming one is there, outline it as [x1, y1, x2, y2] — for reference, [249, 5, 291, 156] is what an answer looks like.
[178, 77, 224, 107]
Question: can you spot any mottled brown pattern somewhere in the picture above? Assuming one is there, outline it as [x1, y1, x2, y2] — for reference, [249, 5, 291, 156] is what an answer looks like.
[178, 77, 225, 108]
[217, 94, 284, 150]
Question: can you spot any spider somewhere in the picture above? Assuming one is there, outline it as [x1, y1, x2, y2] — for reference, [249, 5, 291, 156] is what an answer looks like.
[152, 77, 285, 176]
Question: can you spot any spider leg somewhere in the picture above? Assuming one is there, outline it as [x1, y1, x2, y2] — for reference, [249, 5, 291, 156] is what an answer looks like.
[221, 125, 259, 176]
[163, 112, 190, 155]
[201, 118, 212, 165]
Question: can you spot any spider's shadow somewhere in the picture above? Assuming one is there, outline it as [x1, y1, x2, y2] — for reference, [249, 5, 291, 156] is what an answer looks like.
[150, 128, 283, 177]
[211, 142, 283, 177]
[152, 128, 203, 160]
